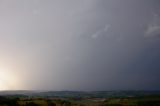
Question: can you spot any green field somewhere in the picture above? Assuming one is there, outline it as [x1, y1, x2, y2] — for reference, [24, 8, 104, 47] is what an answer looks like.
[0, 91, 160, 106]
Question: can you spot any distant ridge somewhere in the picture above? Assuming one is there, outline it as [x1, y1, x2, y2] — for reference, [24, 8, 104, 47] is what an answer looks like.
[0, 90, 160, 98]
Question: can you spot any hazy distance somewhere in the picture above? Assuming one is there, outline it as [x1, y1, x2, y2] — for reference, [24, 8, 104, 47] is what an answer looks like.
[0, 0, 160, 91]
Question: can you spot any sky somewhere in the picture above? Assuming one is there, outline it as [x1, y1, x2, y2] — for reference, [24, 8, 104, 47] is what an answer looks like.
[0, 0, 160, 91]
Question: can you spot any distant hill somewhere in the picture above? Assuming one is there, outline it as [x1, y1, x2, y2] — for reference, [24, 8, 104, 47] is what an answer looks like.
[0, 90, 160, 98]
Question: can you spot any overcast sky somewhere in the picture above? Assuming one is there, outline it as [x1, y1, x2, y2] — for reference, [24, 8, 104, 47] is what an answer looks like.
[0, 0, 160, 91]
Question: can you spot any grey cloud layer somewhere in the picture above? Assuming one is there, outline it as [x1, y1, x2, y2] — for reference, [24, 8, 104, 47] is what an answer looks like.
[0, 0, 160, 90]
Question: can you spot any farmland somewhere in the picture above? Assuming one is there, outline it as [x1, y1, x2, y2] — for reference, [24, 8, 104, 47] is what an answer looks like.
[0, 91, 160, 106]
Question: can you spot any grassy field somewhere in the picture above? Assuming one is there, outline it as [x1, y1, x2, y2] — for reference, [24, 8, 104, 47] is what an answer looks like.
[0, 91, 160, 106]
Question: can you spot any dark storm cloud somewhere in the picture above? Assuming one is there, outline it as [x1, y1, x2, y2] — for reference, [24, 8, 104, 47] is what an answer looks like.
[65, 0, 160, 90]
[0, 0, 160, 90]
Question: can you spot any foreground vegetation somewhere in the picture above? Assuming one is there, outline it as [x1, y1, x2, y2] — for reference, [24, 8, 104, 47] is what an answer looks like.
[0, 91, 160, 106]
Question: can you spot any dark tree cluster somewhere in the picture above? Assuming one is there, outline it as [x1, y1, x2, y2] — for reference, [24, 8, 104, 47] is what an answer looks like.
[0, 96, 20, 106]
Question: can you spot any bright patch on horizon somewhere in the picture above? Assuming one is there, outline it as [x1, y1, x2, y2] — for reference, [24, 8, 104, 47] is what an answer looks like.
[0, 68, 20, 90]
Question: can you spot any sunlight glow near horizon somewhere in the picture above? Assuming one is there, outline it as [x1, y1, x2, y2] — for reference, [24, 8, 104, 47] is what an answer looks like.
[0, 68, 20, 90]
